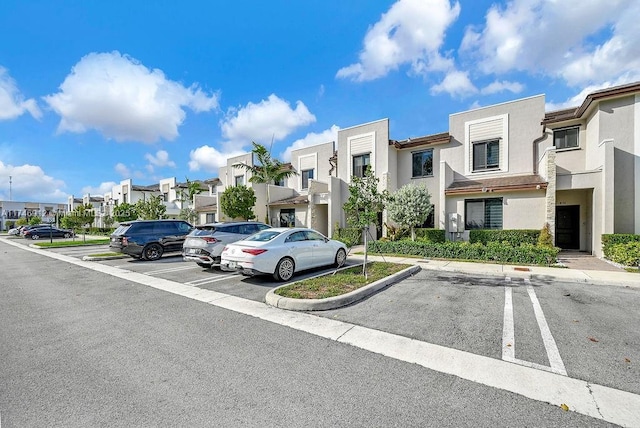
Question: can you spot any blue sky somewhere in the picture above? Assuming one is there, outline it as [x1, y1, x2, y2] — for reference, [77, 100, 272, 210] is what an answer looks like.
[1, 0, 638, 203]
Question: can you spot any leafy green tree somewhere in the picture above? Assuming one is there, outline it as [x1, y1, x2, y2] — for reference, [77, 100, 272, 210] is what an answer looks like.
[178, 178, 206, 206]
[113, 202, 138, 222]
[60, 213, 82, 230]
[15, 218, 28, 226]
[103, 214, 115, 229]
[343, 168, 388, 274]
[28, 216, 42, 225]
[179, 207, 198, 224]
[386, 184, 432, 241]
[135, 195, 167, 220]
[220, 185, 256, 220]
[235, 141, 298, 225]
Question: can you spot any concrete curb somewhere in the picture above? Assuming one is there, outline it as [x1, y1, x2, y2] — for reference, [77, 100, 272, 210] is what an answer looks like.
[265, 264, 421, 311]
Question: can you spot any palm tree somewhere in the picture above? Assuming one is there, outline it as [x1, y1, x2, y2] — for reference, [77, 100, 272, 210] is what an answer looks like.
[235, 141, 298, 225]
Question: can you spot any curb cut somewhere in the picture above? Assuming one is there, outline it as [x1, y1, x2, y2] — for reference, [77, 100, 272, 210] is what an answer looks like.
[265, 264, 421, 311]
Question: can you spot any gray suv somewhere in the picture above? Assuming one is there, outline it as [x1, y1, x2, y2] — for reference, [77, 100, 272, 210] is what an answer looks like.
[110, 219, 193, 261]
[182, 221, 270, 268]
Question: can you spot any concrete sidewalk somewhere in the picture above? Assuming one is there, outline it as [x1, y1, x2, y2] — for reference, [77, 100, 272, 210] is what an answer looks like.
[348, 247, 639, 288]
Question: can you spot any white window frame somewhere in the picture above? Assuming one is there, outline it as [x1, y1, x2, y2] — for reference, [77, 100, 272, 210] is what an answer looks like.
[553, 126, 580, 150]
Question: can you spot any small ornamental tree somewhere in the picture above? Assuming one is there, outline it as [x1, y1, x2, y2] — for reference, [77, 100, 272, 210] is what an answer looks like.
[179, 207, 198, 224]
[343, 168, 388, 275]
[387, 184, 432, 241]
[103, 214, 115, 229]
[135, 195, 167, 220]
[113, 202, 138, 222]
[220, 185, 256, 220]
[28, 216, 43, 225]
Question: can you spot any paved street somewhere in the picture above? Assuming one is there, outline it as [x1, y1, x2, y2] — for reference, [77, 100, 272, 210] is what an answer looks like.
[1, 237, 638, 427]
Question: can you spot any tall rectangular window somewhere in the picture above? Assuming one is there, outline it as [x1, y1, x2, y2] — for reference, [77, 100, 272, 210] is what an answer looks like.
[301, 169, 314, 189]
[465, 198, 503, 230]
[472, 140, 499, 171]
[554, 127, 579, 149]
[234, 175, 244, 186]
[412, 149, 433, 177]
[352, 153, 370, 178]
[206, 213, 216, 223]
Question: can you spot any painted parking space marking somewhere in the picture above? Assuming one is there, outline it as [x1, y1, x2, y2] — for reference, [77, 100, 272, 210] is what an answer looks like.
[145, 265, 201, 275]
[502, 282, 567, 376]
[3, 237, 639, 427]
[185, 273, 237, 286]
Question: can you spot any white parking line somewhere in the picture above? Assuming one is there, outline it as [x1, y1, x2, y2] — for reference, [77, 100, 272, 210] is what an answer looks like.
[527, 285, 567, 376]
[502, 283, 567, 376]
[502, 286, 515, 360]
[145, 265, 200, 275]
[185, 274, 237, 286]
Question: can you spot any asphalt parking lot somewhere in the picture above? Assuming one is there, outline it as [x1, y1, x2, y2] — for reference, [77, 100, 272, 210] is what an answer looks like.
[43, 243, 358, 303]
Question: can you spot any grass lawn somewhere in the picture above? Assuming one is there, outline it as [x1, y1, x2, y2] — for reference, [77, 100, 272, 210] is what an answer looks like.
[274, 261, 408, 299]
[34, 239, 110, 248]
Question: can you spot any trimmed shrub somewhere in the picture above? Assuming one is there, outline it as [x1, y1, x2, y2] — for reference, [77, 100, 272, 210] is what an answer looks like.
[470, 229, 540, 246]
[367, 239, 559, 266]
[415, 228, 446, 243]
[607, 242, 640, 267]
[537, 223, 554, 248]
[602, 234, 640, 259]
[334, 227, 362, 247]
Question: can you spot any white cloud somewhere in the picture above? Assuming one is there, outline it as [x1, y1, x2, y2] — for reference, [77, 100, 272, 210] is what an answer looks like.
[0, 67, 42, 120]
[144, 150, 176, 173]
[114, 162, 131, 177]
[430, 70, 477, 98]
[280, 125, 340, 161]
[188, 145, 245, 173]
[460, 0, 640, 87]
[43, 51, 219, 143]
[81, 181, 117, 196]
[480, 80, 524, 95]
[219, 94, 316, 151]
[0, 161, 66, 202]
[545, 74, 640, 112]
[336, 0, 461, 82]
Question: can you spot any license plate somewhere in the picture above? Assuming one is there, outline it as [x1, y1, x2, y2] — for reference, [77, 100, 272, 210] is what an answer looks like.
[228, 261, 237, 269]
[188, 248, 198, 254]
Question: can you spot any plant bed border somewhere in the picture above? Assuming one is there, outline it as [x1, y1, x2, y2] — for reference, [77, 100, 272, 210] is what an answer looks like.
[265, 263, 420, 311]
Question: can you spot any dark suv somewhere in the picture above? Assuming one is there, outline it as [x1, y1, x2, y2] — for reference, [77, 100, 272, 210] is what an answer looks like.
[110, 220, 193, 261]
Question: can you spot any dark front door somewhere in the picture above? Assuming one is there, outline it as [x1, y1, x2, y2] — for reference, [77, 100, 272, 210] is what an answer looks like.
[556, 205, 580, 249]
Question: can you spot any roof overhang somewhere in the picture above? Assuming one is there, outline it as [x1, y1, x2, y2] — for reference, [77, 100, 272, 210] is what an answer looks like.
[445, 175, 548, 195]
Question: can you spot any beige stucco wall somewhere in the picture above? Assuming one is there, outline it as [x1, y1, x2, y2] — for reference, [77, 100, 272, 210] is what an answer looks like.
[445, 95, 546, 180]
[289, 141, 335, 192]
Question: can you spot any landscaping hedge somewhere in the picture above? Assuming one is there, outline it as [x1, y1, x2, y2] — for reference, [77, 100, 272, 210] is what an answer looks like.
[334, 227, 362, 247]
[415, 228, 446, 243]
[602, 234, 640, 259]
[469, 229, 540, 246]
[367, 239, 559, 265]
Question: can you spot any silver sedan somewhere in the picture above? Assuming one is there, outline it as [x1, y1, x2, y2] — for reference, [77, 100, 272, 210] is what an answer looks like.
[220, 227, 348, 281]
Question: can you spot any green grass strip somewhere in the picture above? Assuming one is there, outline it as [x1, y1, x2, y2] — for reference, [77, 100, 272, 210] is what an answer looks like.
[34, 239, 110, 248]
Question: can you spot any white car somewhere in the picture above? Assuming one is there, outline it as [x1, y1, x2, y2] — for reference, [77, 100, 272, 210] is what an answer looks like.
[220, 227, 348, 281]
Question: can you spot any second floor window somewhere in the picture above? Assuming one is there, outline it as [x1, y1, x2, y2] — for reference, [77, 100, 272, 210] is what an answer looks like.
[554, 127, 579, 150]
[352, 153, 370, 178]
[412, 149, 433, 178]
[473, 140, 499, 172]
[234, 175, 245, 186]
[301, 169, 314, 189]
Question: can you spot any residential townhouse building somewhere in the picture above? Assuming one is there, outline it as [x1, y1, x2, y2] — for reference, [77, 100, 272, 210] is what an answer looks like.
[0, 200, 67, 230]
[324, 81, 640, 258]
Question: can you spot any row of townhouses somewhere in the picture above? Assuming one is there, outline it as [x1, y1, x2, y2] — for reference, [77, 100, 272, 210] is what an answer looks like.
[3, 81, 639, 258]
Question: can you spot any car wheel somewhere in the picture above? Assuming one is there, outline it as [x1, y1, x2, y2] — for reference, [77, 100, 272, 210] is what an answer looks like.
[63, 233, 71, 238]
[31, 234, 40, 240]
[273, 257, 295, 281]
[334, 248, 347, 267]
[143, 243, 163, 261]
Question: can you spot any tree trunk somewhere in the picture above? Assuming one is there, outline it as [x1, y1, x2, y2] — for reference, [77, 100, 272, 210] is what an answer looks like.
[362, 227, 368, 278]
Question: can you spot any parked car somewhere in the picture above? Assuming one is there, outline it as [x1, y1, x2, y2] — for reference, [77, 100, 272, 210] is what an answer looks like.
[22, 226, 74, 240]
[109, 219, 193, 261]
[182, 221, 271, 268]
[220, 227, 347, 281]
[7, 226, 21, 235]
[19, 224, 49, 236]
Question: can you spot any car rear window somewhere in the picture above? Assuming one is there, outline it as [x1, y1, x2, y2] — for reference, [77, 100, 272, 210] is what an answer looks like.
[246, 230, 282, 242]
[190, 225, 217, 236]
[113, 224, 131, 235]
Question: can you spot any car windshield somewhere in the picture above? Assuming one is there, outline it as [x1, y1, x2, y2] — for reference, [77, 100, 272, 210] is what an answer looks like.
[245, 230, 282, 242]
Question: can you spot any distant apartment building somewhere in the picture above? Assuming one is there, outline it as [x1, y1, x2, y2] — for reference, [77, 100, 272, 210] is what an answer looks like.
[0, 200, 67, 230]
